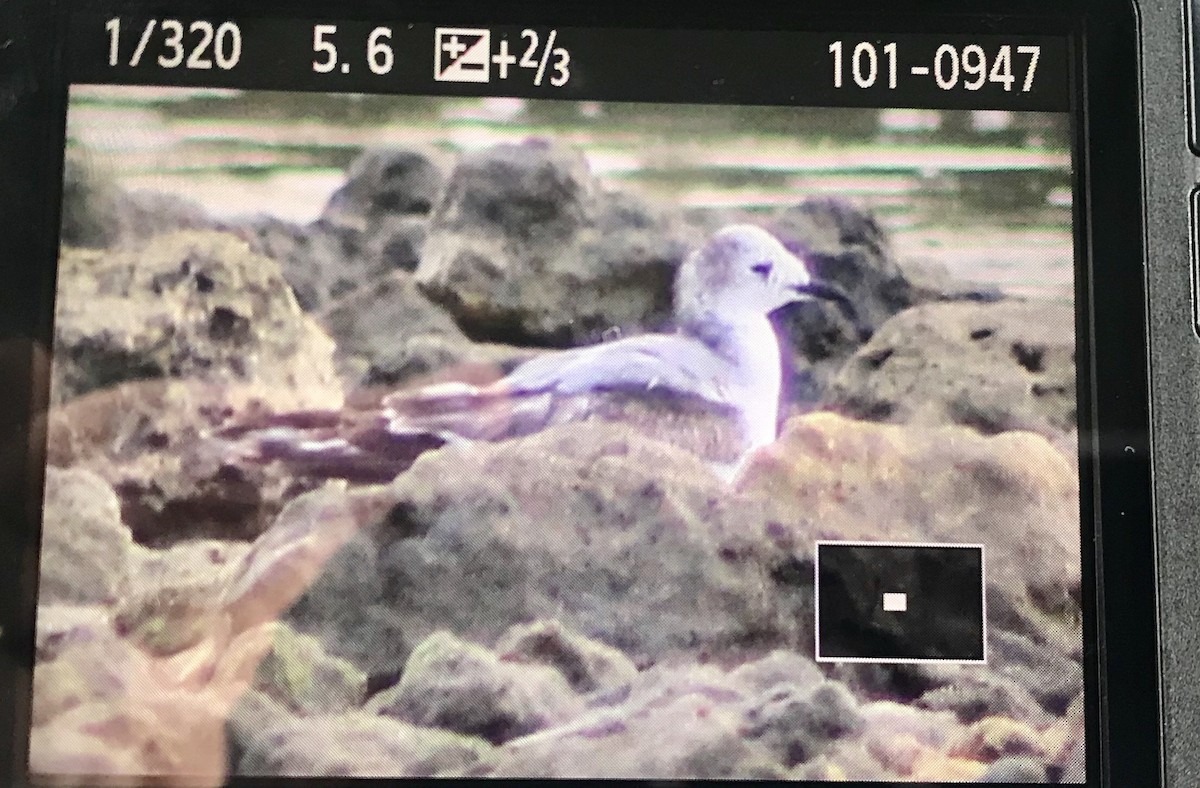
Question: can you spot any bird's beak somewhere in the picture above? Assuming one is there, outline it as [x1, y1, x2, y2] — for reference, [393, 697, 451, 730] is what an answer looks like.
[792, 281, 872, 342]
[793, 280, 853, 310]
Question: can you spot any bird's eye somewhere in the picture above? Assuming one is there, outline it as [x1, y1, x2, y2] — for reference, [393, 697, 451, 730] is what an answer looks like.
[751, 262, 773, 279]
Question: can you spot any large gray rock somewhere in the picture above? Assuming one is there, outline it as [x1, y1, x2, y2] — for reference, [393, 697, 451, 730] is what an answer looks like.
[317, 270, 541, 390]
[770, 198, 917, 403]
[254, 624, 367, 715]
[823, 299, 1076, 439]
[375, 423, 792, 667]
[494, 619, 638, 694]
[741, 681, 864, 767]
[739, 412, 1083, 714]
[51, 230, 342, 405]
[283, 421, 798, 678]
[416, 139, 691, 347]
[59, 153, 212, 249]
[368, 630, 581, 743]
[46, 378, 320, 547]
[322, 148, 445, 225]
[236, 712, 493, 777]
[230, 145, 445, 312]
[227, 215, 427, 312]
[38, 468, 134, 605]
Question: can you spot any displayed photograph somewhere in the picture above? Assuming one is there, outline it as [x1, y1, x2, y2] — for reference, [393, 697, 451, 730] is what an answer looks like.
[31, 85, 1083, 783]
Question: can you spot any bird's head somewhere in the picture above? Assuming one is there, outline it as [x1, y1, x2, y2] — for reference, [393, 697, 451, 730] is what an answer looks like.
[675, 224, 855, 324]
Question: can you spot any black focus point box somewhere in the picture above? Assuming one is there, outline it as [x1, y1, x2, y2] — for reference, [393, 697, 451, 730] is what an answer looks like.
[814, 541, 986, 665]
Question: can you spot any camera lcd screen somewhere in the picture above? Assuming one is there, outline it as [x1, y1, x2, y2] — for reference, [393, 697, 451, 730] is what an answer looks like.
[28, 15, 1088, 786]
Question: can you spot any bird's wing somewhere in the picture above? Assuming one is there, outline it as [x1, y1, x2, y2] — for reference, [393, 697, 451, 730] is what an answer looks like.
[213, 334, 741, 481]
[501, 333, 734, 403]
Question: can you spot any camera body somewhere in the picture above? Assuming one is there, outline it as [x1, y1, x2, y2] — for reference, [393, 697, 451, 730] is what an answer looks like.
[0, 0, 1193, 785]
[1135, 2, 1199, 786]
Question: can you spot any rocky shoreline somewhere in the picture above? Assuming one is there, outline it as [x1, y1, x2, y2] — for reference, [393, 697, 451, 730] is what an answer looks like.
[32, 142, 1083, 782]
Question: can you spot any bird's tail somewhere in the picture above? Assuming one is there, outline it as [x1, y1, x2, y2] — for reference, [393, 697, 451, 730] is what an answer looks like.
[208, 380, 555, 484]
[209, 406, 447, 484]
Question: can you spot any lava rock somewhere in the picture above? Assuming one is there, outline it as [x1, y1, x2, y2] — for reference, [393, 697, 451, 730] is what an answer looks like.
[823, 299, 1076, 439]
[494, 619, 638, 694]
[228, 214, 428, 312]
[51, 230, 342, 405]
[741, 681, 864, 767]
[368, 630, 580, 744]
[60, 153, 212, 249]
[416, 139, 691, 347]
[317, 270, 541, 390]
[254, 624, 367, 714]
[487, 666, 787, 779]
[322, 148, 446, 225]
[38, 468, 134, 605]
[237, 712, 493, 777]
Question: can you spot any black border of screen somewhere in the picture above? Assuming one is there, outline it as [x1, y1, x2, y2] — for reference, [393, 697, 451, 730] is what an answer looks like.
[0, 0, 1158, 786]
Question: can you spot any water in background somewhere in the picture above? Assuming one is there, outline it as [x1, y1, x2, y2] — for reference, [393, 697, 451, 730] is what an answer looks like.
[65, 85, 1075, 302]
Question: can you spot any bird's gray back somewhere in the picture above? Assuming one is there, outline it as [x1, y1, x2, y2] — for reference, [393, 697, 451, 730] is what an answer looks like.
[502, 332, 734, 404]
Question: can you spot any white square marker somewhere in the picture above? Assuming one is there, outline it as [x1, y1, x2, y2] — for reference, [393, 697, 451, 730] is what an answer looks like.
[882, 592, 908, 612]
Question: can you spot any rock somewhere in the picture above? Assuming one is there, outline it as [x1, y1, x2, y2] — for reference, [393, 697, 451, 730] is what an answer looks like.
[728, 650, 824, 695]
[857, 701, 962, 753]
[30, 634, 132, 728]
[987, 630, 1082, 716]
[909, 753, 988, 782]
[317, 270, 541, 389]
[494, 619, 638, 694]
[237, 712, 493, 777]
[38, 468, 134, 605]
[416, 139, 691, 347]
[231, 214, 429, 311]
[233, 148, 444, 309]
[356, 421, 791, 672]
[368, 630, 580, 744]
[322, 148, 445, 225]
[46, 234, 344, 545]
[225, 689, 293, 775]
[740, 412, 1081, 638]
[770, 198, 918, 403]
[282, 527, 411, 684]
[901, 257, 1005, 304]
[281, 420, 799, 677]
[917, 672, 1047, 725]
[977, 756, 1049, 782]
[59, 152, 212, 249]
[113, 539, 250, 656]
[51, 230, 342, 406]
[488, 669, 785, 779]
[790, 757, 849, 780]
[823, 299, 1076, 439]
[1044, 694, 1085, 781]
[46, 378, 319, 546]
[740, 681, 864, 767]
[740, 412, 1082, 712]
[35, 605, 113, 663]
[948, 716, 1046, 761]
[254, 624, 366, 714]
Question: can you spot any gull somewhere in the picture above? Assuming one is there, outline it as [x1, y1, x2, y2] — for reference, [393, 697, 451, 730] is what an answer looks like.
[213, 224, 857, 483]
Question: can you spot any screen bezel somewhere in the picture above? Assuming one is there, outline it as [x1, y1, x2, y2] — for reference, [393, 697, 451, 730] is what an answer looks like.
[0, 0, 1157, 785]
